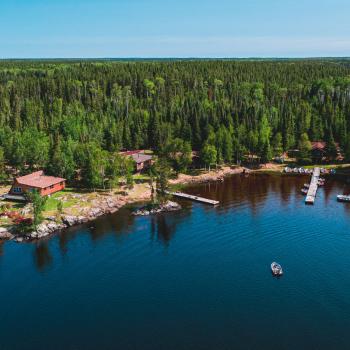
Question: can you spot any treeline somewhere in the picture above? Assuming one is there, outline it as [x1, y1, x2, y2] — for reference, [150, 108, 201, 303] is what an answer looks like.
[0, 59, 350, 186]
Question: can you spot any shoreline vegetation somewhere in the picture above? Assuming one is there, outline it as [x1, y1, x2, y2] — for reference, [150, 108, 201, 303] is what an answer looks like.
[1, 162, 349, 243]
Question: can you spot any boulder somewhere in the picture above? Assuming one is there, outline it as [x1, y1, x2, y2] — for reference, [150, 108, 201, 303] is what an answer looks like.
[88, 208, 103, 218]
[62, 215, 79, 227]
[62, 215, 88, 227]
[0, 227, 14, 240]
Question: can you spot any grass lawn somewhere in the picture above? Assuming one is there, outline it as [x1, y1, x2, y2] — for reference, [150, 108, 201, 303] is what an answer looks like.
[43, 188, 82, 212]
[133, 173, 151, 182]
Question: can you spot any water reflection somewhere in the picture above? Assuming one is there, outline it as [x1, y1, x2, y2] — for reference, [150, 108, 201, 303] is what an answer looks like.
[150, 210, 190, 245]
[34, 242, 53, 271]
[6, 174, 350, 273]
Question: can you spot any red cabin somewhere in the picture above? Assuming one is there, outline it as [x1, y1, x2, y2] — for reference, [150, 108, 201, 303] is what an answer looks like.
[9, 171, 66, 199]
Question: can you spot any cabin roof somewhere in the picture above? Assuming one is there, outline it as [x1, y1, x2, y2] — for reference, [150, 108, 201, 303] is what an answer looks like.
[15, 171, 66, 189]
[130, 153, 153, 164]
[311, 141, 326, 150]
[311, 141, 340, 151]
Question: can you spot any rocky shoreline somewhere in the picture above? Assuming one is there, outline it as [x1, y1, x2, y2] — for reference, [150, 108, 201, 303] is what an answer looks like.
[0, 194, 149, 243]
[169, 166, 245, 185]
[0, 167, 246, 243]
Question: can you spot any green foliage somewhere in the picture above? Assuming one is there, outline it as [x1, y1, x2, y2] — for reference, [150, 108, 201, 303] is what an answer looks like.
[154, 158, 171, 203]
[106, 153, 122, 190]
[162, 138, 192, 173]
[122, 157, 135, 189]
[272, 132, 283, 156]
[77, 142, 109, 189]
[26, 190, 48, 227]
[0, 147, 6, 181]
[201, 144, 217, 170]
[0, 59, 349, 181]
[57, 200, 63, 214]
[297, 133, 312, 164]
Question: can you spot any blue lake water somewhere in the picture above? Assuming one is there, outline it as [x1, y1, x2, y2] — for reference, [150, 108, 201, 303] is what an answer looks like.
[1, 174, 350, 350]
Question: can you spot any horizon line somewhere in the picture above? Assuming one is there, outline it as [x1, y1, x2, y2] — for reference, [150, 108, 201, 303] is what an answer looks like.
[1, 56, 350, 61]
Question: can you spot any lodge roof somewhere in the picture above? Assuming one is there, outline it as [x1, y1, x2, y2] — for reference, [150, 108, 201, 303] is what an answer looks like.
[311, 141, 340, 151]
[311, 141, 326, 150]
[15, 171, 65, 189]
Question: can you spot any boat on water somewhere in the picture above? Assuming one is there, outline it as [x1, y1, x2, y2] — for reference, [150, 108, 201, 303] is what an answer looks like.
[303, 183, 310, 188]
[318, 178, 325, 186]
[271, 262, 283, 276]
[301, 188, 308, 195]
[337, 195, 350, 203]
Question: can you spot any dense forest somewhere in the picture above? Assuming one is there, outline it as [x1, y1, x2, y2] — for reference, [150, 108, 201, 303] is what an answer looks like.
[0, 59, 350, 187]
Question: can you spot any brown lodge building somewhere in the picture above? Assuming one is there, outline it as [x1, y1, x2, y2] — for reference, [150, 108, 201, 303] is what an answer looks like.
[7, 171, 66, 200]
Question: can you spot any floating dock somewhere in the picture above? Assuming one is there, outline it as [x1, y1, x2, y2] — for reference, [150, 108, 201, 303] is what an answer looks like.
[305, 167, 320, 205]
[165, 191, 219, 205]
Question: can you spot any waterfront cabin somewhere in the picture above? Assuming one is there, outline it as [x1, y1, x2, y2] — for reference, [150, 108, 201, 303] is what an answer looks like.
[311, 141, 343, 163]
[7, 171, 66, 200]
[120, 150, 153, 172]
[311, 141, 327, 163]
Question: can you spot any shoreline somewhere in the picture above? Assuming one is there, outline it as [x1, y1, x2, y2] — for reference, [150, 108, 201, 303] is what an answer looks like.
[169, 166, 245, 185]
[1, 167, 246, 243]
[1, 163, 347, 243]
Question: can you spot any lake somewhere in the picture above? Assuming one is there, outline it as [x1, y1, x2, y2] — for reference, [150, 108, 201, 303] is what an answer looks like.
[1, 174, 350, 350]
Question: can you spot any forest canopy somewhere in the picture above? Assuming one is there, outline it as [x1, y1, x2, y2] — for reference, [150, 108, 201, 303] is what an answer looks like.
[0, 59, 350, 185]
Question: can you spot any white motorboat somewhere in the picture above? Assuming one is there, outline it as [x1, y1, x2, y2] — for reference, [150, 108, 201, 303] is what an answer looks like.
[271, 262, 283, 276]
[337, 195, 350, 203]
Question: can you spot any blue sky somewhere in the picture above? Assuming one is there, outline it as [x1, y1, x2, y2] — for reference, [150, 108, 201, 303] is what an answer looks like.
[1, 0, 350, 58]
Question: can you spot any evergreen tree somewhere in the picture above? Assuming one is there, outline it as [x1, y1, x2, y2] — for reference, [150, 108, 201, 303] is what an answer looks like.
[297, 133, 312, 164]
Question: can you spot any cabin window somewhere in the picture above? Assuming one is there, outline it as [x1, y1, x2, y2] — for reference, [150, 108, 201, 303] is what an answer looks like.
[50, 185, 54, 189]
[13, 187, 22, 193]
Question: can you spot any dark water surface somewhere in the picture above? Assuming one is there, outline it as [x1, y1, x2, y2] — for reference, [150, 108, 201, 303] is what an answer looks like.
[1, 174, 350, 350]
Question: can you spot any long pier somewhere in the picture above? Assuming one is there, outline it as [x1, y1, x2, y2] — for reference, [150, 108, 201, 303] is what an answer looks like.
[165, 191, 219, 206]
[305, 167, 320, 205]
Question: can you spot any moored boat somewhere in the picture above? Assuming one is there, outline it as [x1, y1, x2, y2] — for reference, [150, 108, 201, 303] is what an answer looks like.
[271, 262, 283, 276]
[301, 188, 308, 195]
[318, 178, 325, 186]
[337, 195, 350, 202]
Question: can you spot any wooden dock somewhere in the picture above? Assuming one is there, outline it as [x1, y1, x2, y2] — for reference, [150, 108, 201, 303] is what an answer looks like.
[165, 191, 219, 206]
[305, 167, 320, 205]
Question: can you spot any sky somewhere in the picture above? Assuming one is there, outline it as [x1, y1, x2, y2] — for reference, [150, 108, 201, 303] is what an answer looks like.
[1, 0, 350, 58]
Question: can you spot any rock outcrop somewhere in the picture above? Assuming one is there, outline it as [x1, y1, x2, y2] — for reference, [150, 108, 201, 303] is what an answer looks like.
[133, 201, 182, 216]
[0, 227, 14, 240]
